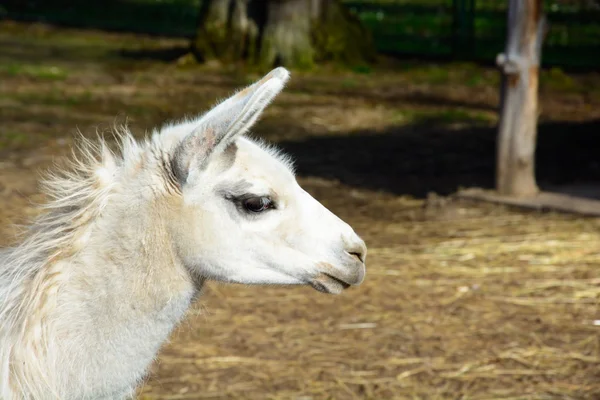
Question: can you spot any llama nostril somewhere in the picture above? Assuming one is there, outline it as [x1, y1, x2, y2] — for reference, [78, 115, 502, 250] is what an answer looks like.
[345, 241, 367, 264]
[342, 233, 367, 264]
[349, 252, 364, 263]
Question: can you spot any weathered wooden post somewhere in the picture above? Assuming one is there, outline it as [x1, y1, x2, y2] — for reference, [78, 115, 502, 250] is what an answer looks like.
[496, 0, 545, 197]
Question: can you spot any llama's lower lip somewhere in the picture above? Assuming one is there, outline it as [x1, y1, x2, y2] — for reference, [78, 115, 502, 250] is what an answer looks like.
[309, 273, 351, 295]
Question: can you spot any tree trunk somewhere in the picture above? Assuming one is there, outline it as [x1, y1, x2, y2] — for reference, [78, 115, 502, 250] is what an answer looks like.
[495, 0, 545, 197]
[192, 0, 374, 69]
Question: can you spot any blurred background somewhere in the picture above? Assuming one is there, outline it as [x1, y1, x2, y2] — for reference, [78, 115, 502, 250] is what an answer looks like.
[1, 0, 600, 398]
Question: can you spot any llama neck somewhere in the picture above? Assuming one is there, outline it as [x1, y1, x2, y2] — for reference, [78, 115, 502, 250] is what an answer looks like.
[2, 147, 203, 398]
[60, 197, 198, 334]
[46, 198, 198, 398]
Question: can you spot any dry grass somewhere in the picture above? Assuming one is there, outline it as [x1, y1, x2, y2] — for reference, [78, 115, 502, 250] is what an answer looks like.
[1, 21, 599, 400]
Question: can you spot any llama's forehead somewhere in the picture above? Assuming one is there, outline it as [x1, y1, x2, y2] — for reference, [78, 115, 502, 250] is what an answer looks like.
[220, 137, 296, 191]
[234, 137, 294, 176]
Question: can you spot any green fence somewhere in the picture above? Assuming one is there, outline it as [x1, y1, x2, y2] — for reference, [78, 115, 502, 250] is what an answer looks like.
[343, 0, 600, 68]
[4, 0, 600, 68]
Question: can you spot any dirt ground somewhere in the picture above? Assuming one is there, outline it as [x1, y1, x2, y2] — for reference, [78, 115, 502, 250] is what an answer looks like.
[1, 21, 600, 399]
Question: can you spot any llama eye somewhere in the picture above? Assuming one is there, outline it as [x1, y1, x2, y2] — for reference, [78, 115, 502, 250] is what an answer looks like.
[242, 197, 273, 213]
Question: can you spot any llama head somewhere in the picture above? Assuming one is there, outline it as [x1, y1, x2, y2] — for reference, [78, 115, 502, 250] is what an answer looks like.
[162, 68, 366, 294]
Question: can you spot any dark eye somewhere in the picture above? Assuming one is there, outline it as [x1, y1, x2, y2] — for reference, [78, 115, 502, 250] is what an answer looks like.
[242, 197, 273, 213]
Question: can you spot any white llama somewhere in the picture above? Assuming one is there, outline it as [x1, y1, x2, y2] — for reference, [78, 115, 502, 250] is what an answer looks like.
[0, 67, 366, 399]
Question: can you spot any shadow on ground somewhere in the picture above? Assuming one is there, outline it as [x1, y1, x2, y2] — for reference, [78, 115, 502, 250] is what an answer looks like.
[276, 119, 600, 198]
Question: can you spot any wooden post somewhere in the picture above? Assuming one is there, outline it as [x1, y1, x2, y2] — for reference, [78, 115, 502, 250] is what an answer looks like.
[496, 0, 545, 197]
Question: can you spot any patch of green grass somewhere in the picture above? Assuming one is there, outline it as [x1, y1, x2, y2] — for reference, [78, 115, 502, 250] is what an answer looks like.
[411, 65, 450, 85]
[126, 104, 155, 116]
[399, 108, 496, 126]
[0, 131, 35, 149]
[541, 67, 580, 93]
[456, 62, 494, 87]
[13, 89, 94, 107]
[402, 64, 466, 85]
[2, 64, 69, 80]
[341, 78, 359, 89]
[397, 62, 500, 88]
[63, 93, 93, 106]
[350, 64, 372, 74]
[465, 74, 485, 87]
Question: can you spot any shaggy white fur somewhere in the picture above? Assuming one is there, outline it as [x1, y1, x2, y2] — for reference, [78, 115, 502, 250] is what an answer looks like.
[0, 68, 366, 399]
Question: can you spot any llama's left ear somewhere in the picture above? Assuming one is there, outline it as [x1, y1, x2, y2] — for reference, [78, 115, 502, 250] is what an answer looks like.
[172, 67, 290, 184]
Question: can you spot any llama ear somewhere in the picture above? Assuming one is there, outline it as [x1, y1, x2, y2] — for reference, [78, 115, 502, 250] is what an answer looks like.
[172, 67, 290, 184]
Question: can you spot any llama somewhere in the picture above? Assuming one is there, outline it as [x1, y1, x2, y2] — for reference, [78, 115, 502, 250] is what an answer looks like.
[0, 67, 366, 399]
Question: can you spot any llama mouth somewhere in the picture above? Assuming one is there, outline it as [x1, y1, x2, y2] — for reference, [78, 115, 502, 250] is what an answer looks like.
[310, 273, 351, 295]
